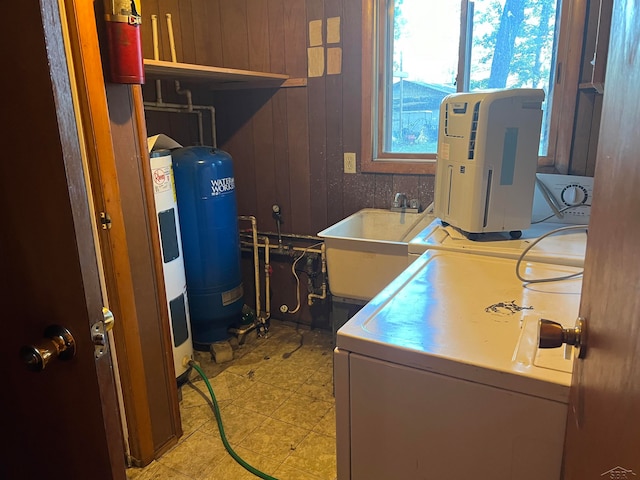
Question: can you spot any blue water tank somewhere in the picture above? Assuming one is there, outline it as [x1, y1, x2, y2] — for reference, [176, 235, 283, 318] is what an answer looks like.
[171, 146, 244, 350]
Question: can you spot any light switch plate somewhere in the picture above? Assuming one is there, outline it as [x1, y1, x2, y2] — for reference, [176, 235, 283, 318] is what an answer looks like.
[344, 152, 356, 174]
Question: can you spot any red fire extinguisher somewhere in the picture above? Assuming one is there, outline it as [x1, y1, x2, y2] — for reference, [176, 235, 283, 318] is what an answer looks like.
[104, 0, 144, 84]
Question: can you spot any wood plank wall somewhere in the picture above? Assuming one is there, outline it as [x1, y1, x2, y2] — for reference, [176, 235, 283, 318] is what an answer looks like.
[140, 0, 602, 326]
[141, 0, 434, 327]
[142, 0, 435, 239]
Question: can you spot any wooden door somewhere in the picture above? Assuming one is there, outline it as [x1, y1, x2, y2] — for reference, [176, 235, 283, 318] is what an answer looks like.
[563, 0, 640, 477]
[0, 0, 126, 479]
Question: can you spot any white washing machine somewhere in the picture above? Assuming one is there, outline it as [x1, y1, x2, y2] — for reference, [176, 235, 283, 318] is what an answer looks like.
[334, 250, 582, 480]
[408, 218, 588, 266]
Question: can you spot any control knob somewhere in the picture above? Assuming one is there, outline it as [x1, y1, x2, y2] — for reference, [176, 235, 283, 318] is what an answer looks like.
[561, 184, 588, 206]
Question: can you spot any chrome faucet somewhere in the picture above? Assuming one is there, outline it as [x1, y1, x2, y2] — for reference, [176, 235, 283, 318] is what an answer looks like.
[392, 192, 408, 209]
[391, 193, 420, 213]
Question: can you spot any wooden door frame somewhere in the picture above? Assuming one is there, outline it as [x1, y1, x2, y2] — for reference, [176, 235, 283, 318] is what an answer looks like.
[62, 0, 180, 465]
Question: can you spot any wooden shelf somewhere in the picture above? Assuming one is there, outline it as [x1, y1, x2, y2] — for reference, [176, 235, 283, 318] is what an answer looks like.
[143, 59, 301, 89]
[578, 82, 605, 94]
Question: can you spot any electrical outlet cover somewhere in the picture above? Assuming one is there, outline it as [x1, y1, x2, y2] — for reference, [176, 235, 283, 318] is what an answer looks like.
[344, 152, 356, 174]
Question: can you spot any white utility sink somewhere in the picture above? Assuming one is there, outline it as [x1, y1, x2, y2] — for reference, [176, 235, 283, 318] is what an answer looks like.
[318, 208, 435, 301]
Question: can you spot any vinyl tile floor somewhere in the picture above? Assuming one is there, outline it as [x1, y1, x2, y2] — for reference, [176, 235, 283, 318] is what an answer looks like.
[126, 320, 337, 480]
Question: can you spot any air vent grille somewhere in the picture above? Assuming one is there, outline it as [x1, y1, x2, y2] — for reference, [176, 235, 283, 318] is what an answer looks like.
[468, 101, 481, 159]
[444, 103, 449, 135]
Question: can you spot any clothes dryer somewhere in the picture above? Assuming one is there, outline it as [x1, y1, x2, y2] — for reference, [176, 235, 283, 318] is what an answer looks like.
[335, 250, 581, 480]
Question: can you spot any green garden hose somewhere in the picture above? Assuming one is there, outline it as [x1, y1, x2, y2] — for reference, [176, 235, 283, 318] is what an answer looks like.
[189, 361, 278, 480]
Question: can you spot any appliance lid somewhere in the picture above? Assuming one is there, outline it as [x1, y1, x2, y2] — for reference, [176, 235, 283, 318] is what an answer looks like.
[408, 218, 587, 267]
[336, 249, 582, 403]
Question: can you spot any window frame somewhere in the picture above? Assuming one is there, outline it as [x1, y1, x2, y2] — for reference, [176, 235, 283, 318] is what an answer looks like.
[360, 0, 587, 175]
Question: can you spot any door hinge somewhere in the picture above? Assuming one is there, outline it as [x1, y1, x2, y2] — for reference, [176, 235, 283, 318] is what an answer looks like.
[100, 212, 112, 230]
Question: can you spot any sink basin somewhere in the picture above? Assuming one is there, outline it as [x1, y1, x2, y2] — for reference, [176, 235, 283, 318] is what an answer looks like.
[317, 208, 435, 301]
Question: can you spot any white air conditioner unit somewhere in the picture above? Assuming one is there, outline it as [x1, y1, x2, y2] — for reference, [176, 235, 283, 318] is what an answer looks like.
[434, 88, 544, 238]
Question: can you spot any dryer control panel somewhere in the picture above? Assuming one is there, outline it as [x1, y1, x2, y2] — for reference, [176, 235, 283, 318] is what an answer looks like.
[532, 173, 593, 224]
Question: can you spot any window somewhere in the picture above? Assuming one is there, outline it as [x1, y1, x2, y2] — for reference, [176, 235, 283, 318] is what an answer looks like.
[361, 0, 581, 174]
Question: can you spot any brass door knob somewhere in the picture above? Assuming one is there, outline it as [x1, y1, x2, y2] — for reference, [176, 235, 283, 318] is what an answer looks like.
[20, 325, 76, 372]
[538, 317, 586, 359]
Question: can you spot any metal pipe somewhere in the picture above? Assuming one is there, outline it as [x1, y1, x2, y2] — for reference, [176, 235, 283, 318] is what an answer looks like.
[202, 105, 217, 148]
[239, 240, 322, 256]
[307, 243, 328, 305]
[254, 231, 323, 242]
[152, 14, 159, 60]
[166, 14, 193, 112]
[175, 83, 193, 112]
[307, 283, 327, 306]
[151, 15, 163, 104]
[282, 245, 321, 254]
[263, 236, 271, 320]
[239, 239, 325, 309]
[143, 102, 217, 146]
[147, 14, 216, 147]
[239, 231, 323, 253]
[238, 232, 328, 313]
[275, 216, 283, 252]
[238, 216, 261, 320]
[166, 13, 177, 62]
[143, 104, 204, 144]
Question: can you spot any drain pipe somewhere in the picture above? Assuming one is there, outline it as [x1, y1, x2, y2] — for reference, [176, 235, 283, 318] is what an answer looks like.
[271, 204, 284, 253]
[263, 236, 271, 320]
[204, 105, 217, 148]
[239, 216, 261, 320]
[307, 243, 328, 305]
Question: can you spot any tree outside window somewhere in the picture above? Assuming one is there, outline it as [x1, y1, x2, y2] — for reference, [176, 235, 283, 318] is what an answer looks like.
[385, 0, 560, 157]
